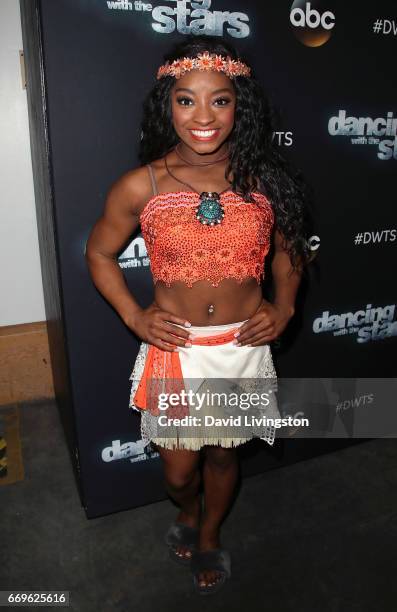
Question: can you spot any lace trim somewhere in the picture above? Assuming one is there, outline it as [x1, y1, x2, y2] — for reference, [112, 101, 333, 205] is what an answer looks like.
[153, 267, 265, 289]
[129, 341, 159, 447]
[140, 191, 273, 226]
[142, 201, 261, 228]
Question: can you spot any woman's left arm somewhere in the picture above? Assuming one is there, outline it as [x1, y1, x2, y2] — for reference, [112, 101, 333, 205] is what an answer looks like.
[271, 228, 303, 320]
[235, 229, 303, 346]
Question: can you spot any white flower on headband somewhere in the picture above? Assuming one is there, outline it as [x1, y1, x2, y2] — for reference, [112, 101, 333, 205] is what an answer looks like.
[156, 51, 251, 80]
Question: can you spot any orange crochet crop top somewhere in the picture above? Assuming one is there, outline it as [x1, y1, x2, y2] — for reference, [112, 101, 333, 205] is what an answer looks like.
[139, 164, 275, 288]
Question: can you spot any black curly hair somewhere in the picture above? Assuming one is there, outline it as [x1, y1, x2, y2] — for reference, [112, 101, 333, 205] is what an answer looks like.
[138, 35, 315, 273]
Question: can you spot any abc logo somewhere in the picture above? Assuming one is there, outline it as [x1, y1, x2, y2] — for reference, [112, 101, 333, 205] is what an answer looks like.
[290, 1, 335, 47]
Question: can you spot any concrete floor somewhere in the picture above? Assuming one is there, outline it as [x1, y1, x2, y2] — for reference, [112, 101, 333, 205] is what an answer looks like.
[1, 400, 397, 612]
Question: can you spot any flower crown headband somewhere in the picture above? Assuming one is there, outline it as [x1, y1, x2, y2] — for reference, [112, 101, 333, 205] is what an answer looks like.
[156, 51, 251, 80]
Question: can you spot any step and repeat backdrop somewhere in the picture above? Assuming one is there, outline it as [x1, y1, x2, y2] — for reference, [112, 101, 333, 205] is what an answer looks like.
[24, 0, 396, 516]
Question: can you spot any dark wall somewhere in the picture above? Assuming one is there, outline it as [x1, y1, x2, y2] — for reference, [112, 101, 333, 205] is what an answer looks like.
[20, 0, 396, 517]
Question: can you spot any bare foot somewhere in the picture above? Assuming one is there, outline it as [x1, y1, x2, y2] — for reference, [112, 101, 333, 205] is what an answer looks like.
[173, 495, 202, 560]
[196, 529, 223, 587]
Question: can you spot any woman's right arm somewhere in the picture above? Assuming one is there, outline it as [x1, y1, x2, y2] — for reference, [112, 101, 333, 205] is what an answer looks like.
[85, 169, 145, 330]
[85, 168, 192, 350]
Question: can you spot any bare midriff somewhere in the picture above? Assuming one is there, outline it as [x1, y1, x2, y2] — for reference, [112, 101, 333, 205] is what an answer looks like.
[154, 276, 263, 325]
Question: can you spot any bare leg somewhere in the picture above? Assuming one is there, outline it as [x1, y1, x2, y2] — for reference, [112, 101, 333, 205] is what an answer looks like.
[155, 443, 202, 560]
[198, 445, 239, 587]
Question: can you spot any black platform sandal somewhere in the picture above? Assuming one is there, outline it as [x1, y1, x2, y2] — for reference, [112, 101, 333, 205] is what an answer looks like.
[190, 548, 231, 595]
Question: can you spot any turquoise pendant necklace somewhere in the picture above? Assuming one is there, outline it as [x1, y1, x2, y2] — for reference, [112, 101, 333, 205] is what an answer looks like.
[195, 191, 225, 226]
[164, 146, 231, 226]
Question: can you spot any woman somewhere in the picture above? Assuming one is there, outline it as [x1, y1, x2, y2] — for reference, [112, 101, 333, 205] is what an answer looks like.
[85, 35, 313, 595]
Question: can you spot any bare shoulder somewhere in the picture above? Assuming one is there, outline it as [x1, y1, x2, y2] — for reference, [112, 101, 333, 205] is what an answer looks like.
[105, 163, 155, 218]
[86, 163, 156, 260]
[144, 156, 169, 186]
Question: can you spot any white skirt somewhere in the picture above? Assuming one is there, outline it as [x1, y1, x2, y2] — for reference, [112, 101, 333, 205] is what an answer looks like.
[129, 320, 280, 450]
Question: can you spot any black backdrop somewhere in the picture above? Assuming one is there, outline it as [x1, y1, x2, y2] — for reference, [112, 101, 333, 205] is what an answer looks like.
[20, 0, 396, 517]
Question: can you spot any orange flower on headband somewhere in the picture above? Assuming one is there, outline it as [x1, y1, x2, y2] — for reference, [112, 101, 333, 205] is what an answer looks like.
[156, 51, 251, 80]
[196, 51, 213, 70]
[181, 56, 195, 72]
[212, 54, 227, 72]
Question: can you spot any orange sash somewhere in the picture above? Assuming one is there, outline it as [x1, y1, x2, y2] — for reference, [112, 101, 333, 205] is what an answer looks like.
[133, 327, 240, 417]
